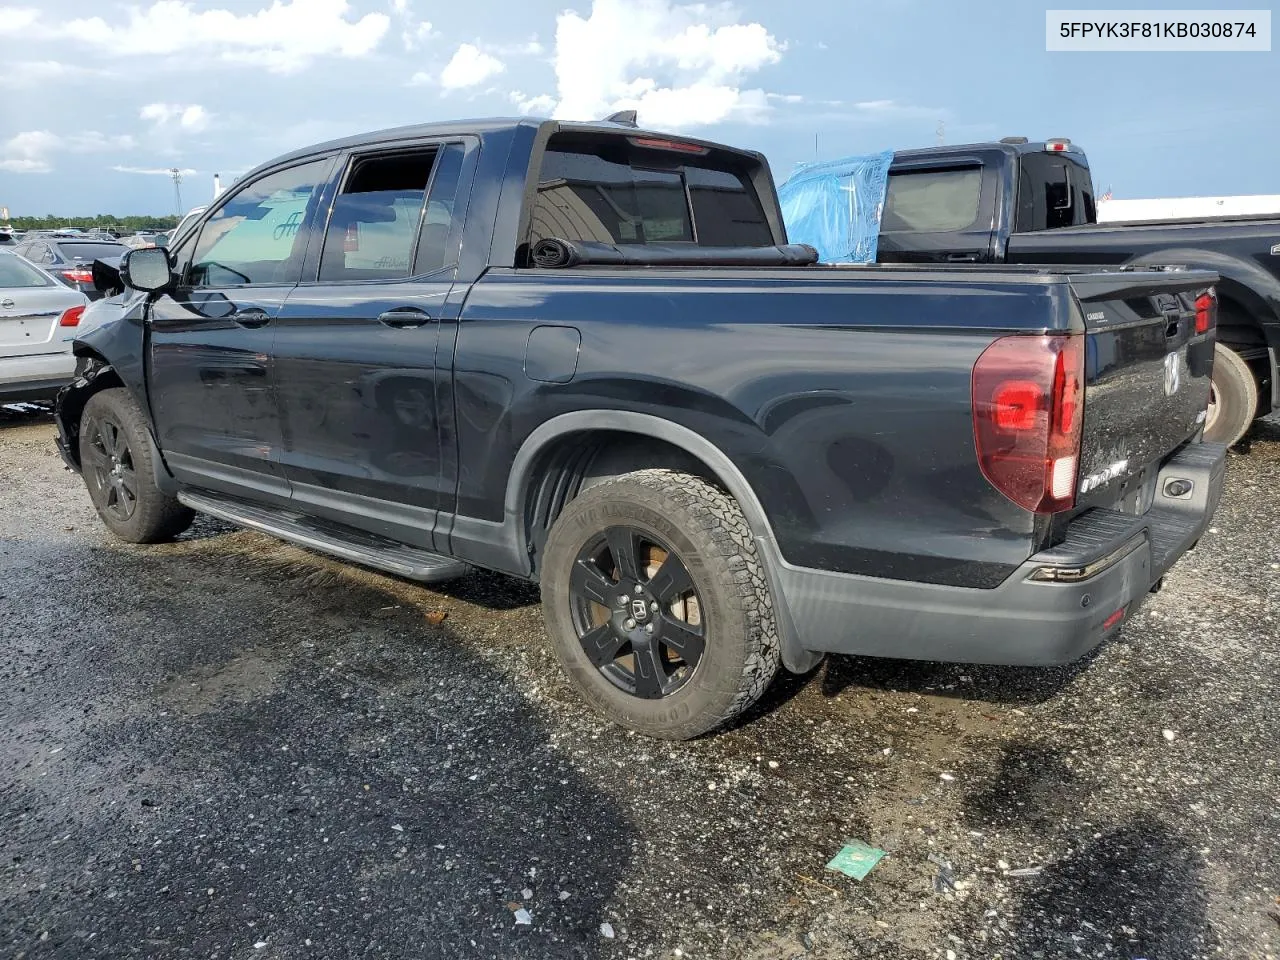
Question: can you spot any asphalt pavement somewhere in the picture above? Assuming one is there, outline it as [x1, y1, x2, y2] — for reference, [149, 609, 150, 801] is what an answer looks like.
[2, 406, 1277, 960]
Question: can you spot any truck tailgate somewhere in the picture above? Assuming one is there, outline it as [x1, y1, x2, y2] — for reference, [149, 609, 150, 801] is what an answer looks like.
[1070, 269, 1218, 509]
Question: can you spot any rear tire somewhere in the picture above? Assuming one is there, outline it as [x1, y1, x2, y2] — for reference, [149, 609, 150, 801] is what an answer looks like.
[79, 388, 194, 543]
[540, 468, 781, 740]
[1204, 343, 1257, 447]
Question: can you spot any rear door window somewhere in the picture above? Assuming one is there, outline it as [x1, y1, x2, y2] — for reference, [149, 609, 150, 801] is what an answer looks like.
[317, 143, 468, 282]
[320, 151, 435, 282]
[881, 168, 983, 233]
[529, 135, 773, 250]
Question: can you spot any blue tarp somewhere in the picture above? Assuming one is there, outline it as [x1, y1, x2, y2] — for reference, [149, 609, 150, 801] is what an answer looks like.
[778, 150, 894, 263]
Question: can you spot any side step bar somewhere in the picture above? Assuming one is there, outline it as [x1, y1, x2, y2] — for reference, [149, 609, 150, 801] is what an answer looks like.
[177, 491, 471, 584]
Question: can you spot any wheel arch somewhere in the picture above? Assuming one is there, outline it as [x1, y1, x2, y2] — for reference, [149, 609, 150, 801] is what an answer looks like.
[506, 411, 821, 673]
[55, 350, 126, 471]
[57, 349, 178, 495]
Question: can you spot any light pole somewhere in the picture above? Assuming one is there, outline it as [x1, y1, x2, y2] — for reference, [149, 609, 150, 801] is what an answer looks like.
[169, 167, 184, 217]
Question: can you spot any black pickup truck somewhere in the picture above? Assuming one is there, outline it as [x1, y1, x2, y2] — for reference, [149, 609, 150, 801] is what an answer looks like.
[875, 137, 1280, 447]
[55, 117, 1225, 739]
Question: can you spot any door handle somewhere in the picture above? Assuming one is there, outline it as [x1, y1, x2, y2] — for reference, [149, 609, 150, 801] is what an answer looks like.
[377, 307, 433, 329]
[946, 252, 979, 263]
[232, 307, 272, 328]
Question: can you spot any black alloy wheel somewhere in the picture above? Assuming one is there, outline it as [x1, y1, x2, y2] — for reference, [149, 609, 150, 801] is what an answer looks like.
[568, 525, 706, 699]
[82, 412, 139, 522]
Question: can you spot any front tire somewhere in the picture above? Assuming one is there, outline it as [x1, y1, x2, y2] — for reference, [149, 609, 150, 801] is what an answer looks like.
[540, 469, 781, 740]
[79, 388, 194, 543]
[1204, 343, 1257, 447]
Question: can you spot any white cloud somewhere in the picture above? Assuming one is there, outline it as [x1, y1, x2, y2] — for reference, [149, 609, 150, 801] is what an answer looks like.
[0, 129, 132, 174]
[402, 19, 434, 50]
[141, 103, 212, 132]
[66, 132, 137, 152]
[439, 43, 505, 91]
[510, 91, 558, 116]
[0, 159, 49, 173]
[489, 38, 545, 56]
[0, 7, 38, 34]
[0, 131, 58, 173]
[528, 0, 781, 129]
[114, 165, 198, 176]
[390, 0, 408, 10]
[62, 0, 390, 73]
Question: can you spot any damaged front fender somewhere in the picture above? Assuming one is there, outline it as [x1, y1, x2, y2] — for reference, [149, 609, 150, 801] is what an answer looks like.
[54, 302, 179, 495]
[53, 356, 124, 473]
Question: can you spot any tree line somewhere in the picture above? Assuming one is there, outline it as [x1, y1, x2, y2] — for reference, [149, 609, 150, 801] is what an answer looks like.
[4, 214, 180, 231]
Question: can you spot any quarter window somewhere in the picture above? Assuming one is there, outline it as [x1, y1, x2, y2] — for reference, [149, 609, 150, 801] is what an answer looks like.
[188, 159, 330, 287]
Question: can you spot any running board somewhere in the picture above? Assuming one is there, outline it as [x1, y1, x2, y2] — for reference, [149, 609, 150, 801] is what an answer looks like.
[177, 491, 470, 584]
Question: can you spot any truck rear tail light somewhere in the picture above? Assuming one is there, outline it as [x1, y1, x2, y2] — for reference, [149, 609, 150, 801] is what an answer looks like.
[1045, 138, 1072, 152]
[972, 333, 1085, 513]
[61, 268, 94, 283]
[59, 305, 85, 327]
[1194, 291, 1216, 334]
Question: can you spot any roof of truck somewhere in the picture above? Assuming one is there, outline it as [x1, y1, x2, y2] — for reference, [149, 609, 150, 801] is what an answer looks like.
[893, 139, 1089, 164]
[263, 117, 759, 172]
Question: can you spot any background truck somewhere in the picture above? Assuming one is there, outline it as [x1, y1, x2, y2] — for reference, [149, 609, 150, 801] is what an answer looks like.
[874, 136, 1280, 447]
[56, 117, 1225, 739]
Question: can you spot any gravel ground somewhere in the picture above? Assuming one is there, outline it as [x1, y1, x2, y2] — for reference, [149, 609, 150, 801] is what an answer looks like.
[2, 406, 1277, 960]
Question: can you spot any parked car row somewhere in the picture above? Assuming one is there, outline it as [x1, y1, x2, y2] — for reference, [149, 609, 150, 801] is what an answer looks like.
[44, 115, 1227, 741]
[6, 236, 130, 300]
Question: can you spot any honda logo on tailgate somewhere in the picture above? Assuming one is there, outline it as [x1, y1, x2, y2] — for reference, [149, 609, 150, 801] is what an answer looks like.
[1164, 352, 1181, 396]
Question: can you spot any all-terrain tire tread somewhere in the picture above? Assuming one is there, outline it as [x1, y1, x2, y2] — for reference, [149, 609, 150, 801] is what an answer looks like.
[558, 468, 780, 735]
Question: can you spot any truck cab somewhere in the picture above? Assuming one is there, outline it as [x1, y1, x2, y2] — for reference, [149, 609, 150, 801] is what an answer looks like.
[877, 138, 1096, 264]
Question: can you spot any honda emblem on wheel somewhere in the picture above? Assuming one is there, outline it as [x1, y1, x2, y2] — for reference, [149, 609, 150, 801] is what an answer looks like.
[630, 598, 649, 621]
[1164, 351, 1181, 396]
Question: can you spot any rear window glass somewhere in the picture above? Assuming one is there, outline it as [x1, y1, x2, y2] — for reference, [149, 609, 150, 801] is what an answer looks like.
[54, 241, 126, 261]
[529, 136, 773, 250]
[882, 168, 983, 233]
[0, 255, 52, 287]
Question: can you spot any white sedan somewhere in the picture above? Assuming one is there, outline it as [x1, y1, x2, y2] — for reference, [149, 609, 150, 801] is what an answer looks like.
[0, 250, 89, 404]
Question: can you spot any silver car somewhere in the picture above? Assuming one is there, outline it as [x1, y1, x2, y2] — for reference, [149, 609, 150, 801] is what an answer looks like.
[0, 250, 89, 404]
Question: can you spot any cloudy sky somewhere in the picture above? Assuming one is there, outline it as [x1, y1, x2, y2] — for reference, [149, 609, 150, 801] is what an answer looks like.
[0, 0, 1273, 216]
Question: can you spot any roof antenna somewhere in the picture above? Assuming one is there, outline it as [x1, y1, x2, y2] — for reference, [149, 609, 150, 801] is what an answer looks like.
[603, 110, 638, 127]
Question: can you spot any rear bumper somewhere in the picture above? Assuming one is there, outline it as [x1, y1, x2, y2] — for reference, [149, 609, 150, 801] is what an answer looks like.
[779, 440, 1227, 666]
[0, 353, 76, 403]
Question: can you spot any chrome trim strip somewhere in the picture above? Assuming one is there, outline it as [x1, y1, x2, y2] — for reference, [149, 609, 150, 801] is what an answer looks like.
[1026, 531, 1149, 583]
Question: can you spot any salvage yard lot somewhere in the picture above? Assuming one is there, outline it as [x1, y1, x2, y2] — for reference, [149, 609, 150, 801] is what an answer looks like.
[2, 408, 1277, 960]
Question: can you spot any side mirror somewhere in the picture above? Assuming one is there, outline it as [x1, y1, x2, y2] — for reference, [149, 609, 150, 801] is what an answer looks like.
[120, 246, 173, 293]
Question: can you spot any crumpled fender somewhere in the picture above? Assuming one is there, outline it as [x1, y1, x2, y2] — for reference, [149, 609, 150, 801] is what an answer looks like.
[54, 301, 178, 494]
